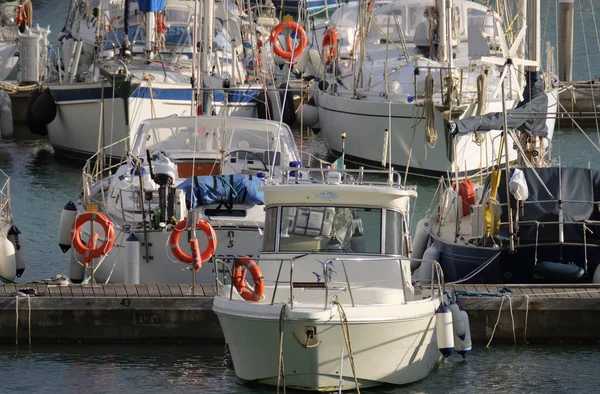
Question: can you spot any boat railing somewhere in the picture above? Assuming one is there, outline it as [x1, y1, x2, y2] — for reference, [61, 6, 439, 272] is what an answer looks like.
[214, 255, 443, 309]
[282, 166, 417, 190]
[0, 169, 11, 224]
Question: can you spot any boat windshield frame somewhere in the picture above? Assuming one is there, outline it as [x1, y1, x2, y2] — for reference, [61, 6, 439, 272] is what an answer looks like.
[263, 204, 407, 255]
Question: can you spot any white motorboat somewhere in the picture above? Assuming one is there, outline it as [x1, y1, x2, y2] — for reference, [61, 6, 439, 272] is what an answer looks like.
[309, 0, 557, 178]
[0, 169, 26, 282]
[213, 167, 450, 391]
[58, 115, 302, 284]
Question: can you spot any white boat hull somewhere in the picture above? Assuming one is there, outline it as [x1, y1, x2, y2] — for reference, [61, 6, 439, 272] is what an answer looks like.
[316, 88, 558, 178]
[47, 82, 258, 160]
[214, 298, 442, 391]
[80, 226, 263, 284]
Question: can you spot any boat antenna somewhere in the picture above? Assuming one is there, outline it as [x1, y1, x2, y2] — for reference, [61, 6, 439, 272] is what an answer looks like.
[341, 132, 346, 170]
[388, 100, 393, 184]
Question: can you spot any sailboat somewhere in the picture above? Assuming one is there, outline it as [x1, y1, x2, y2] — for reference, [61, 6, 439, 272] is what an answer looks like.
[58, 115, 303, 284]
[34, 0, 286, 161]
[310, 0, 558, 178]
[416, 69, 600, 284]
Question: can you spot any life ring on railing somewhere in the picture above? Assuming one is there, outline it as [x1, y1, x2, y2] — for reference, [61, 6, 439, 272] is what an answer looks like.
[71, 212, 115, 262]
[169, 218, 217, 266]
[269, 21, 307, 62]
[322, 28, 339, 65]
[232, 256, 265, 302]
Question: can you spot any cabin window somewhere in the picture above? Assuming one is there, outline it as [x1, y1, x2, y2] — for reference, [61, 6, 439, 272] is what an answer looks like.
[384, 210, 404, 255]
[262, 207, 277, 252]
[278, 206, 382, 253]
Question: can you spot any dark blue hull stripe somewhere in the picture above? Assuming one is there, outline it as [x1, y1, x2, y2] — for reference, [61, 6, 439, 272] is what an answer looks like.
[50, 86, 261, 104]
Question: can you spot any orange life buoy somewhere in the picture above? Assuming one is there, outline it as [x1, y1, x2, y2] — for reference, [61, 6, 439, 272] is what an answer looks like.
[232, 256, 264, 302]
[71, 212, 115, 261]
[269, 21, 307, 62]
[321, 28, 339, 65]
[169, 218, 217, 266]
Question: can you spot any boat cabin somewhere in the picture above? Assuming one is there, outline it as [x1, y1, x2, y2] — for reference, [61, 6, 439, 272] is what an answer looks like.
[254, 170, 419, 286]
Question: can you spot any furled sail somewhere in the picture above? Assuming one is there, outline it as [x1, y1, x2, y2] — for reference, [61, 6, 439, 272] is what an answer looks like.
[451, 71, 549, 137]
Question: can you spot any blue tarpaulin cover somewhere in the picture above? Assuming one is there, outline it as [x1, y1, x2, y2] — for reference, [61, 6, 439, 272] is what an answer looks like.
[138, 0, 166, 12]
[177, 174, 265, 208]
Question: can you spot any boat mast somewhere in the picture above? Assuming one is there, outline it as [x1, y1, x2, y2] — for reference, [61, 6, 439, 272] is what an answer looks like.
[202, 0, 215, 115]
[526, 0, 541, 73]
[517, 0, 527, 89]
[146, 11, 156, 60]
[436, 0, 447, 64]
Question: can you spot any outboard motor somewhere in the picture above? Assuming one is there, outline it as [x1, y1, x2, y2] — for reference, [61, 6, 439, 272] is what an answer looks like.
[151, 152, 177, 223]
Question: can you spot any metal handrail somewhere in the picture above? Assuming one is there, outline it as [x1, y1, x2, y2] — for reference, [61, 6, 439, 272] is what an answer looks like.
[281, 166, 418, 190]
[0, 170, 11, 223]
[215, 254, 445, 309]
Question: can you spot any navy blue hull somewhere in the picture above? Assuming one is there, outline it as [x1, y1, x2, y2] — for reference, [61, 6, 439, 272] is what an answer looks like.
[435, 239, 600, 284]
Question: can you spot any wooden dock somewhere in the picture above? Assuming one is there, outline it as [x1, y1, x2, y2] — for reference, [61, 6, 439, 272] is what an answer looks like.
[1, 283, 600, 344]
[0, 283, 222, 344]
[450, 283, 600, 344]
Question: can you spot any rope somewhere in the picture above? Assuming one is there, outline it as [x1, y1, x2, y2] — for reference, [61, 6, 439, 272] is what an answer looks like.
[143, 73, 157, 119]
[0, 81, 40, 94]
[424, 73, 436, 148]
[508, 295, 516, 343]
[15, 295, 18, 345]
[277, 303, 287, 394]
[332, 297, 360, 393]
[485, 295, 505, 348]
[523, 294, 529, 344]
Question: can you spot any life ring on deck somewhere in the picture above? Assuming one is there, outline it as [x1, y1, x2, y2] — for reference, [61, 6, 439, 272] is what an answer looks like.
[71, 212, 115, 261]
[232, 256, 265, 302]
[169, 218, 217, 265]
[321, 28, 339, 65]
[269, 21, 307, 62]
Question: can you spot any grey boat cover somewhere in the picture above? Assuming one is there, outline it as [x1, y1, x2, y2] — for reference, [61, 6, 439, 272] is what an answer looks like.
[483, 167, 600, 243]
[452, 71, 549, 137]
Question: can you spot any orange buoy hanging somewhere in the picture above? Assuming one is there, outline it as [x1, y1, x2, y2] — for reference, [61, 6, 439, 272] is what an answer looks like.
[321, 28, 339, 65]
[169, 218, 217, 266]
[156, 13, 167, 34]
[71, 212, 115, 261]
[232, 256, 265, 302]
[269, 21, 307, 62]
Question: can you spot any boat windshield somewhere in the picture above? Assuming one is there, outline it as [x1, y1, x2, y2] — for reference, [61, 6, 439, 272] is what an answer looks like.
[271, 206, 383, 254]
[131, 117, 298, 163]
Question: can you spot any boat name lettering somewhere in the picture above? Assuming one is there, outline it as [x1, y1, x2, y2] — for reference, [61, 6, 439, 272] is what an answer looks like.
[314, 191, 339, 201]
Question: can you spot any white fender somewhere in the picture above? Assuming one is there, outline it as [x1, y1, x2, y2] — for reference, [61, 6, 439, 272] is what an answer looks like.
[7, 226, 25, 277]
[0, 237, 16, 283]
[0, 89, 13, 138]
[435, 304, 454, 357]
[416, 245, 439, 283]
[297, 100, 319, 128]
[593, 264, 600, 283]
[410, 218, 431, 269]
[58, 201, 77, 253]
[455, 307, 472, 358]
[124, 233, 140, 284]
[449, 302, 467, 340]
[69, 248, 85, 284]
